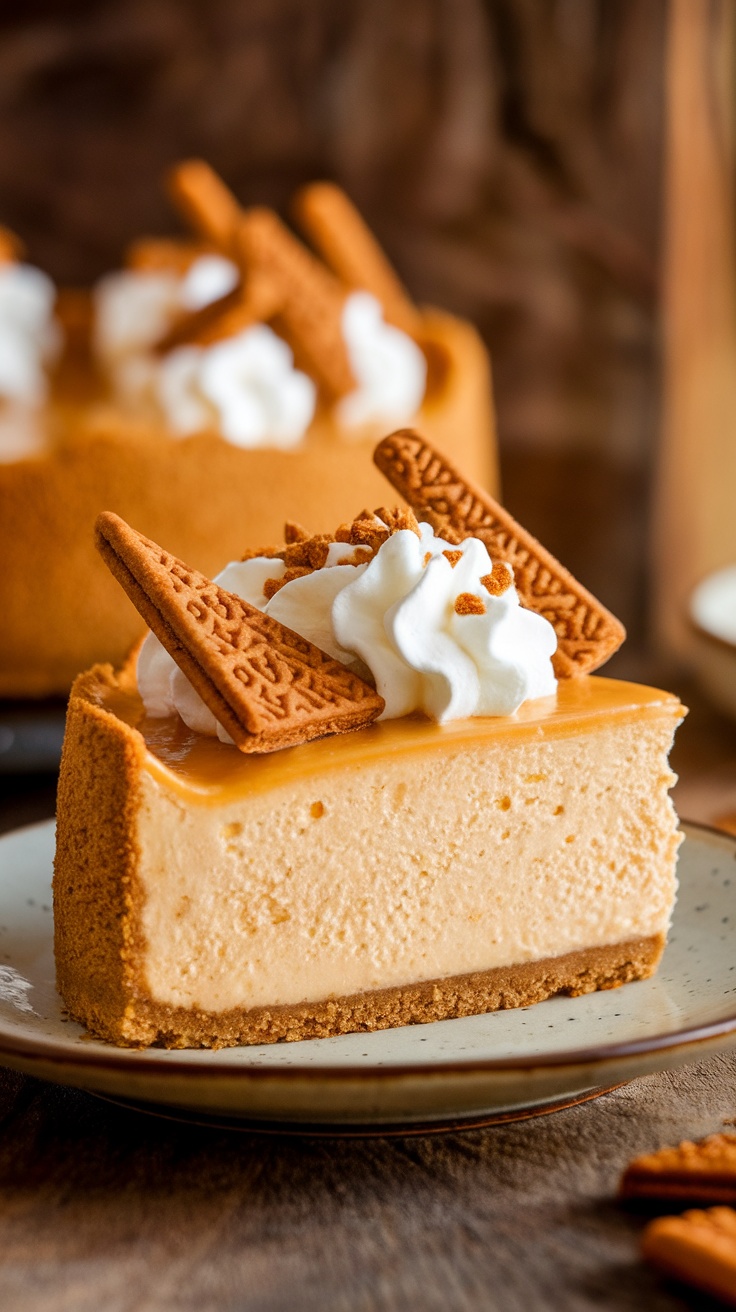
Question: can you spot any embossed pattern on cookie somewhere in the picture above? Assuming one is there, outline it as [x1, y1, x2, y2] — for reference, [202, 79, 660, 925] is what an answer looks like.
[374, 429, 626, 677]
[621, 1134, 736, 1205]
[95, 512, 385, 753]
[642, 1207, 736, 1305]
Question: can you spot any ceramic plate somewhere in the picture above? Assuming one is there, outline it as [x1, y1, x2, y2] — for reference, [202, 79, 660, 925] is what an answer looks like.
[0, 819, 735, 1129]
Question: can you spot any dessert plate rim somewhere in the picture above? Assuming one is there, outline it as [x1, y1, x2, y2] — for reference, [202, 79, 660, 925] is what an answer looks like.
[1, 813, 734, 1123]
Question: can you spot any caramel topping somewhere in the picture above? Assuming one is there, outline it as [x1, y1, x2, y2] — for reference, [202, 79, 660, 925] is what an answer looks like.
[443, 550, 463, 568]
[99, 675, 684, 806]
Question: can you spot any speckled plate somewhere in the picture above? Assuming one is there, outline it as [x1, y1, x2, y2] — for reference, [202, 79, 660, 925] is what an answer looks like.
[0, 819, 735, 1129]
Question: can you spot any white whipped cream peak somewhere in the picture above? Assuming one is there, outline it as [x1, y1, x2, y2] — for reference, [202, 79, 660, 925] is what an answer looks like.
[179, 255, 239, 311]
[94, 255, 240, 368]
[94, 269, 182, 365]
[138, 521, 557, 739]
[94, 258, 316, 448]
[0, 262, 60, 405]
[339, 292, 426, 428]
[158, 325, 317, 447]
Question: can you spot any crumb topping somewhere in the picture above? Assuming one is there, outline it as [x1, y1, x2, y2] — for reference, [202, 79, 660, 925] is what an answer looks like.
[480, 563, 512, 596]
[253, 506, 420, 598]
[454, 593, 486, 616]
[244, 514, 515, 608]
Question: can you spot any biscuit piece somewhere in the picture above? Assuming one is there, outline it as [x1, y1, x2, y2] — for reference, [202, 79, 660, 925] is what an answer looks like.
[125, 237, 211, 275]
[642, 1207, 736, 1306]
[293, 182, 420, 336]
[95, 512, 384, 752]
[167, 159, 243, 254]
[236, 207, 354, 399]
[374, 429, 626, 677]
[0, 226, 24, 264]
[153, 276, 282, 354]
[621, 1134, 736, 1204]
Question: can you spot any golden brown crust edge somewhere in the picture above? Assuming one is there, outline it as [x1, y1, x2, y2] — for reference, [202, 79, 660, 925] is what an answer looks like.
[53, 663, 149, 1039]
[71, 936, 663, 1050]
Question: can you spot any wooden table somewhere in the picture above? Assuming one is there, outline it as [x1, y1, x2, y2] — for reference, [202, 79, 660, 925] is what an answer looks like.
[1, 676, 735, 1311]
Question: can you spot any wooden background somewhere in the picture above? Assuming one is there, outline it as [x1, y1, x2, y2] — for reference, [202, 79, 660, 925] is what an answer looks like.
[0, 0, 668, 652]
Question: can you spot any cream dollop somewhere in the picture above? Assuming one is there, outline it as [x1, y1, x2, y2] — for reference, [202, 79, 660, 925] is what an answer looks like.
[94, 255, 239, 367]
[138, 522, 557, 738]
[338, 292, 426, 427]
[0, 263, 60, 404]
[94, 257, 316, 447]
[157, 325, 316, 447]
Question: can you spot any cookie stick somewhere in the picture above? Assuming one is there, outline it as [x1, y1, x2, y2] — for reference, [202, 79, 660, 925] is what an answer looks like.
[621, 1134, 736, 1205]
[153, 275, 283, 353]
[374, 430, 626, 677]
[166, 163, 353, 396]
[166, 159, 243, 255]
[0, 226, 24, 264]
[236, 207, 355, 399]
[158, 161, 283, 350]
[95, 512, 384, 753]
[126, 237, 212, 275]
[642, 1208, 736, 1306]
[293, 182, 420, 336]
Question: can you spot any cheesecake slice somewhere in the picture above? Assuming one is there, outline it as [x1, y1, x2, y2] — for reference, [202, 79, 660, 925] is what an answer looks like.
[54, 657, 683, 1048]
[53, 432, 684, 1049]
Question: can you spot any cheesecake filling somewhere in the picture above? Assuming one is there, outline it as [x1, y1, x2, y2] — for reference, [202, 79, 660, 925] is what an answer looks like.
[132, 689, 682, 1013]
[137, 520, 558, 739]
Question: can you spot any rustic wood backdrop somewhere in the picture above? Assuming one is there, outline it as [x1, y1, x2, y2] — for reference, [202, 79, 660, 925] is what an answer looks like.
[0, 0, 668, 649]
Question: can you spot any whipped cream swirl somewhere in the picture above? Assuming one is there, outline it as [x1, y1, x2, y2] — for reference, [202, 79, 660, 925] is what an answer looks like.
[0, 263, 60, 405]
[94, 255, 239, 366]
[339, 292, 426, 428]
[94, 257, 317, 447]
[157, 326, 317, 448]
[138, 522, 557, 740]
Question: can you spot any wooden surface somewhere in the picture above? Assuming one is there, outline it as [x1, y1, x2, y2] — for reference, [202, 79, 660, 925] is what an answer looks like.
[0, 1055, 732, 1312]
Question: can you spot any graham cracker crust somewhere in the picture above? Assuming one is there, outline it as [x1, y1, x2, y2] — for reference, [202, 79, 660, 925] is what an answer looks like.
[67, 935, 664, 1050]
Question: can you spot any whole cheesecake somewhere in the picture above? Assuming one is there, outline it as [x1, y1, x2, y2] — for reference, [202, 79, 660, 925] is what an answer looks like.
[0, 168, 496, 697]
[53, 432, 684, 1049]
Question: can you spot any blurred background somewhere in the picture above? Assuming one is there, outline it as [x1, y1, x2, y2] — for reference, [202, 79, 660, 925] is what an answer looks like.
[3, 0, 736, 825]
[0, 0, 667, 662]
